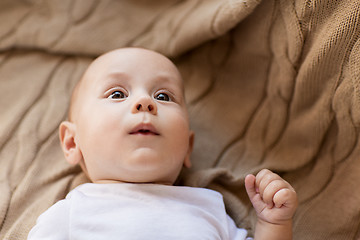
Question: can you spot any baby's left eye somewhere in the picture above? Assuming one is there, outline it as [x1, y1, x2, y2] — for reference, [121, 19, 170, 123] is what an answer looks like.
[155, 93, 171, 102]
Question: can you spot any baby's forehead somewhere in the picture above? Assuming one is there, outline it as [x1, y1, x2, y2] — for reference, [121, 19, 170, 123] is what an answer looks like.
[91, 48, 179, 73]
[84, 49, 184, 87]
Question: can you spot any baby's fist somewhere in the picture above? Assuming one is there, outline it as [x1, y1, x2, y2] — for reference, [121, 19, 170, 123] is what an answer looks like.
[245, 169, 298, 225]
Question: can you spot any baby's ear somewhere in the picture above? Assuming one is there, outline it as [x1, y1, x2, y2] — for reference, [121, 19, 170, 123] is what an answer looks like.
[59, 121, 82, 165]
[184, 131, 194, 168]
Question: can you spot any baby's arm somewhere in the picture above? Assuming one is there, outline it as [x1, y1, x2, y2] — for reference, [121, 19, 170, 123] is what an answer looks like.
[245, 169, 298, 240]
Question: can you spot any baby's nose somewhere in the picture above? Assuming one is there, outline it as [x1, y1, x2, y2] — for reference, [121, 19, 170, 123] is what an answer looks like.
[132, 96, 157, 114]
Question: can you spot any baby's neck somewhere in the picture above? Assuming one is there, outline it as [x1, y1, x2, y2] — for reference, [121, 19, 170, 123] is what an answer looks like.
[92, 179, 173, 185]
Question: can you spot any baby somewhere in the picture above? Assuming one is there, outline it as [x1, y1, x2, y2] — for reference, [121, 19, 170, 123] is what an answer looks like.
[28, 48, 297, 240]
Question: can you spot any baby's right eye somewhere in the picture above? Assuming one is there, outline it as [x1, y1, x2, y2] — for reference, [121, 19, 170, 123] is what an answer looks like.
[108, 90, 127, 99]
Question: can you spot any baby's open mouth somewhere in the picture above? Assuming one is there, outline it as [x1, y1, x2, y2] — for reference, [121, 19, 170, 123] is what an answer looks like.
[129, 124, 160, 135]
[131, 129, 159, 135]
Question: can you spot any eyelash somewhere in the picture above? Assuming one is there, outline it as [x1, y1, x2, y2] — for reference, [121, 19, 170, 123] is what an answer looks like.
[154, 91, 173, 102]
[105, 87, 129, 100]
[106, 88, 128, 99]
[109, 91, 126, 99]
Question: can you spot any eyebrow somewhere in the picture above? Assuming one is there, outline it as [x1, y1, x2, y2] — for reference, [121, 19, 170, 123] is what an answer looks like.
[106, 71, 181, 86]
[95, 72, 130, 96]
[100, 70, 184, 96]
[153, 74, 179, 85]
[105, 71, 131, 81]
[100, 71, 131, 88]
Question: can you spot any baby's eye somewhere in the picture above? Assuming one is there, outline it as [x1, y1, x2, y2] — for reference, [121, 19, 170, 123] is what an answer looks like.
[108, 90, 126, 99]
[155, 93, 171, 102]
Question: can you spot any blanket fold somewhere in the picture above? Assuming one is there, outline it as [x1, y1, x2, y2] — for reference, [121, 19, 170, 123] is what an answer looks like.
[0, 0, 260, 57]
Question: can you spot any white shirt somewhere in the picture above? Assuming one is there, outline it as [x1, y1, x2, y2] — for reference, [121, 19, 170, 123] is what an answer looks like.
[28, 183, 251, 240]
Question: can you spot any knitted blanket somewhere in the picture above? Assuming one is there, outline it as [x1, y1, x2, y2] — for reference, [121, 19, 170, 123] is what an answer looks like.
[0, 1, 359, 239]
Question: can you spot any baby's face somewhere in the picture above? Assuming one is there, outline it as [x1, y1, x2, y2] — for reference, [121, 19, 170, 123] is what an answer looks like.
[72, 48, 193, 184]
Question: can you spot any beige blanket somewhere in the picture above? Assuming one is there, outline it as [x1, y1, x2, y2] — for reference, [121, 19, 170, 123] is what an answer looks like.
[1, 0, 359, 239]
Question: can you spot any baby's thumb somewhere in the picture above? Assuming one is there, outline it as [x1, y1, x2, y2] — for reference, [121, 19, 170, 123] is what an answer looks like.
[244, 174, 257, 201]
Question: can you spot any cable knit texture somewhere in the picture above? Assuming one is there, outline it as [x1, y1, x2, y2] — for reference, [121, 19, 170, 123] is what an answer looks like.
[0, 1, 359, 239]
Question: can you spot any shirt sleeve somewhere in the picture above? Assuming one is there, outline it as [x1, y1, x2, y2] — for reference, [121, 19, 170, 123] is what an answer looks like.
[27, 199, 70, 240]
[226, 215, 253, 240]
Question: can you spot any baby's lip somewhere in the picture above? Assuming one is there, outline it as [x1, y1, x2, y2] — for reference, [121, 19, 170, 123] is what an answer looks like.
[129, 123, 160, 136]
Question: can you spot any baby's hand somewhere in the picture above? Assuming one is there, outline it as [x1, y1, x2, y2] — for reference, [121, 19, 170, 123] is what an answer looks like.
[245, 169, 298, 225]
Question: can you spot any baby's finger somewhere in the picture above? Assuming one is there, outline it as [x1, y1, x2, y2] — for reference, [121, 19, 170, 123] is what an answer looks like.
[273, 188, 298, 209]
[255, 169, 273, 185]
[256, 169, 282, 199]
[262, 179, 290, 208]
[245, 174, 268, 212]
[245, 174, 257, 200]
